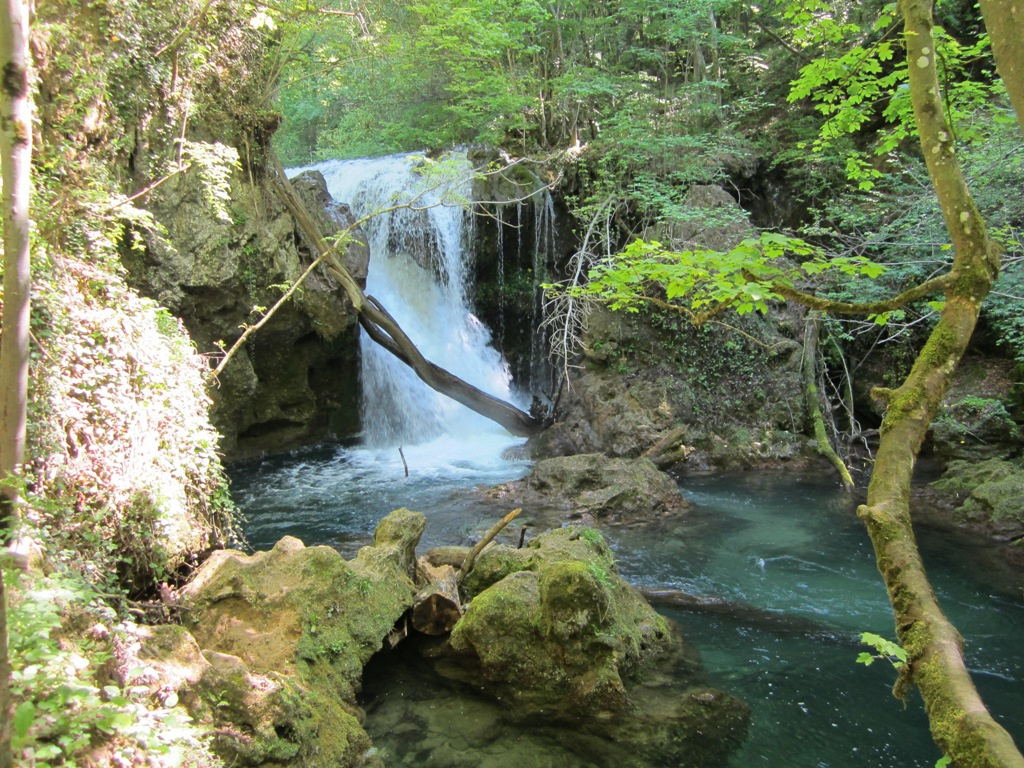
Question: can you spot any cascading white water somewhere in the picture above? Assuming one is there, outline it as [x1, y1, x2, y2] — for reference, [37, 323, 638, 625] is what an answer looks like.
[293, 152, 520, 454]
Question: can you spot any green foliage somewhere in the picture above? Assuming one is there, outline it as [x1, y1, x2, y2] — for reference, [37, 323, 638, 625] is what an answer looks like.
[272, 0, 745, 163]
[576, 232, 884, 318]
[6, 567, 219, 766]
[785, 0, 1001, 188]
[25, 252, 238, 594]
[856, 631, 907, 670]
[178, 140, 241, 224]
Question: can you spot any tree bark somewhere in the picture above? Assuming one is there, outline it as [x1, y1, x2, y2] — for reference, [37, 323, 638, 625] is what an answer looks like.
[267, 156, 542, 439]
[0, 1, 32, 765]
[411, 557, 462, 635]
[978, 0, 1024, 137]
[853, 1, 1023, 764]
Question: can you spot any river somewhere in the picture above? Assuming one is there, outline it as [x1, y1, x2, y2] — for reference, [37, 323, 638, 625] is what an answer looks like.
[244, 151, 1024, 765]
[231, 450, 1024, 767]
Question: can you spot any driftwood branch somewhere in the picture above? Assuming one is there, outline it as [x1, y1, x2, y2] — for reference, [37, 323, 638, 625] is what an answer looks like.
[457, 508, 522, 585]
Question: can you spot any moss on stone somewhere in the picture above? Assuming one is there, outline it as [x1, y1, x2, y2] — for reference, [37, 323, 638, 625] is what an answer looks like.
[931, 459, 1024, 534]
[446, 526, 672, 720]
[178, 510, 426, 766]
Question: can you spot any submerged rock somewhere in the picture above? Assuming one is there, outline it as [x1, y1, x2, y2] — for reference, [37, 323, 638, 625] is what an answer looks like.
[165, 508, 425, 767]
[486, 453, 690, 525]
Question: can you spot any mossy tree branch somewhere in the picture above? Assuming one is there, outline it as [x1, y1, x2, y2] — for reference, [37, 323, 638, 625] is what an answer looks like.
[849, 0, 1021, 765]
[767, 273, 954, 315]
[802, 314, 854, 492]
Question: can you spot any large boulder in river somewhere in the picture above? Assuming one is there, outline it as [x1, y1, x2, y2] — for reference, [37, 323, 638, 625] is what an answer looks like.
[171, 508, 426, 767]
[436, 526, 749, 765]
[485, 453, 690, 525]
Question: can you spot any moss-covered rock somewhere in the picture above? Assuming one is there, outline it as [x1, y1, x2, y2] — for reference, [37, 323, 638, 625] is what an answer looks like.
[174, 509, 425, 766]
[533, 304, 813, 471]
[126, 167, 368, 459]
[437, 526, 748, 764]
[931, 459, 1024, 539]
[486, 453, 690, 525]
[446, 527, 672, 718]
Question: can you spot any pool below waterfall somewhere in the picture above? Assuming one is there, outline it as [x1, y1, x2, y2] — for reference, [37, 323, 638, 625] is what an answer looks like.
[231, 446, 1024, 767]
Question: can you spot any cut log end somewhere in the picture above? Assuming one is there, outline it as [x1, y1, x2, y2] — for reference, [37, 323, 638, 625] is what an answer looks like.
[412, 558, 462, 635]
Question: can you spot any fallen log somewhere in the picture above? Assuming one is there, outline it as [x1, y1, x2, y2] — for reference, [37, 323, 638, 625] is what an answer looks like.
[268, 155, 542, 438]
[637, 586, 849, 642]
[411, 557, 463, 635]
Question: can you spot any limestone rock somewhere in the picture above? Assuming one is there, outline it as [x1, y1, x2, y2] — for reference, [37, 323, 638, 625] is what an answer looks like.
[444, 526, 675, 718]
[931, 459, 1024, 540]
[438, 526, 749, 764]
[649, 184, 755, 252]
[535, 304, 812, 471]
[171, 509, 426, 766]
[486, 453, 690, 525]
[126, 166, 368, 458]
[929, 357, 1022, 461]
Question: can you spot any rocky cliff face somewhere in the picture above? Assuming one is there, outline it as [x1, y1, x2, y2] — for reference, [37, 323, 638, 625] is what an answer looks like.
[124, 168, 368, 459]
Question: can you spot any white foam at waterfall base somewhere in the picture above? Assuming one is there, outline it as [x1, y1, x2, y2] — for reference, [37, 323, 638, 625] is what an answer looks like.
[289, 152, 527, 469]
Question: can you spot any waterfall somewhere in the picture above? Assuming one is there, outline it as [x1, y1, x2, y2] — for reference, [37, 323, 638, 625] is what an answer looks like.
[294, 152, 518, 449]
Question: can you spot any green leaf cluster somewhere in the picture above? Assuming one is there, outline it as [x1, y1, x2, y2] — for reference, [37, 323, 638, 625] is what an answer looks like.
[856, 631, 907, 669]
[578, 231, 885, 318]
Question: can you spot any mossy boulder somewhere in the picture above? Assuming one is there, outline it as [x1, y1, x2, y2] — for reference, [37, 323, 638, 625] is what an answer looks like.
[928, 356, 1023, 462]
[437, 526, 748, 764]
[172, 508, 426, 766]
[486, 453, 689, 525]
[444, 526, 673, 719]
[931, 459, 1024, 539]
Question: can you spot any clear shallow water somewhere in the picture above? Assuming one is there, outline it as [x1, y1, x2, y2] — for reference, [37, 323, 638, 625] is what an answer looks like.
[231, 461, 1024, 766]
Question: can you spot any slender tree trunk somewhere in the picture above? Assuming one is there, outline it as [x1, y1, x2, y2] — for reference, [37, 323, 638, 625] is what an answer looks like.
[0, 2, 32, 765]
[978, 0, 1024, 137]
[801, 313, 854, 492]
[855, 1, 1023, 764]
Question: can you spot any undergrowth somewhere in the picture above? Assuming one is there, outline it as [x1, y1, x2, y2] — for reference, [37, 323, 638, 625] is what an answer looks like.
[4, 562, 223, 768]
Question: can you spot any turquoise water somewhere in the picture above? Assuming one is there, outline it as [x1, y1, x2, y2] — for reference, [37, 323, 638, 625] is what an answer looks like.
[232, 455, 1024, 766]
[616, 472, 1024, 767]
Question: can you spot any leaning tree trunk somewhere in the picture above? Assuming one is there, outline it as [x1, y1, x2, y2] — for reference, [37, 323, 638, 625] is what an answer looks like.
[0, 1, 32, 765]
[978, 0, 1024, 138]
[267, 156, 541, 438]
[857, 0, 1023, 764]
